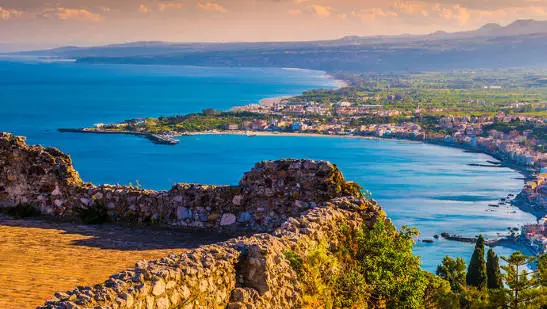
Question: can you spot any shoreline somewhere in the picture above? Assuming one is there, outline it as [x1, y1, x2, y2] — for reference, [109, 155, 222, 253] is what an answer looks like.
[62, 127, 542, 216]
[59, 127, 542, 255]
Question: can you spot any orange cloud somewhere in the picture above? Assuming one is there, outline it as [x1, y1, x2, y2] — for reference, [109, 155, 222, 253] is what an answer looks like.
[197, 2, 227, 13]
[288, 9, 302, 15]
[42, 8, 104, 22]
[437, 4, 471, 25]
[393, 1, 429, 17]
[352, 8, 398, 21]
[139, 4, 150, 14]
[0, 6, 22, 20]
[311, 4, 332, 17]
[159, 2, 184, 12]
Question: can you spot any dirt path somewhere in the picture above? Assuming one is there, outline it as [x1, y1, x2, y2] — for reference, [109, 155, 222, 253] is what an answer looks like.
[0, 215, 234, 308]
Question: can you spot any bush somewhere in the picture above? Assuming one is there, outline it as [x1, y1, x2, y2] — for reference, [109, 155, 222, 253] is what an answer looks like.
[76, 201, 109, 224]
[1, 203, 41, 219]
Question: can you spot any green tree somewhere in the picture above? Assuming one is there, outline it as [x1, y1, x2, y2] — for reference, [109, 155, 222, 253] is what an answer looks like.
[436, 255, 467, 293]
[355, 219, 428, 308]
[537, 254, 547, 307]
[501, 251, 539, 308]
[423, 272, 459, 309]
[486, 249, 503, 289]
[202, 108, 217, 116]
[467, 235, 487, 290]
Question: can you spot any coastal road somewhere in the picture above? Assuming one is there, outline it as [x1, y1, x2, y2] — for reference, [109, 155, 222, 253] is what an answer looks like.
[0, 215, 235, 308]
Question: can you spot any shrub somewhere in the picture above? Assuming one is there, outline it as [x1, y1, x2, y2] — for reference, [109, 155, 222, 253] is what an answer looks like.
[1, 203, 41, 219]
[76, 201, 109, 224]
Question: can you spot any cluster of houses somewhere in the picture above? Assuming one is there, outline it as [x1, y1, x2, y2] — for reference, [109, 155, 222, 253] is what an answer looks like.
[520, 216, 547, 255]
[232, 100, 402, 118]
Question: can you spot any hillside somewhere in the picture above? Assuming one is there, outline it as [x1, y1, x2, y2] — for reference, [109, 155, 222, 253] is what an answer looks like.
[12, 19, 547, 73]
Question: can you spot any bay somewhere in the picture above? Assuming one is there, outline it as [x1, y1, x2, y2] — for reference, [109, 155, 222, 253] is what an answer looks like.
[0, 59, 536, 272]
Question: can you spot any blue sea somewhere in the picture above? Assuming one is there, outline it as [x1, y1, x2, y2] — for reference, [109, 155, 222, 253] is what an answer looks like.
[0, 59, 537, 272]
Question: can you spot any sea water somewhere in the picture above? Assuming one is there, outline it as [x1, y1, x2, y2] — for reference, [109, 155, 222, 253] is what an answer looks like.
[0, 59, 536, 272]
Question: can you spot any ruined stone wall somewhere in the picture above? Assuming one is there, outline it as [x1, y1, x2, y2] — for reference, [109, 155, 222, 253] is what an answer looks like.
[39, 197, 383, 309]
[0, 133, 361, 231]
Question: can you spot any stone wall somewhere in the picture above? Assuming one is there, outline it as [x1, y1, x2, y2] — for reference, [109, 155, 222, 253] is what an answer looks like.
[0, 133, 361, 231]
[39, 196, 383, 309]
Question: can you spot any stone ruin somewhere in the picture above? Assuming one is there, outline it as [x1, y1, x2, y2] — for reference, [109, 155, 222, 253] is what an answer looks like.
[0, 132, 385, 308]
[0, 132, 362, 231]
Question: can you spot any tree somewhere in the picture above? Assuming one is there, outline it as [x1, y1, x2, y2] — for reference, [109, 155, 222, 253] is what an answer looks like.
[436, 256, 467, 293]
[501, 251, 539, 308]
[423, 272, 459, 309]
[202, 108, 217, 116]
[467, 235, 487, 290]
[486, 249, 503, 289]
[355, 219, 428, 308]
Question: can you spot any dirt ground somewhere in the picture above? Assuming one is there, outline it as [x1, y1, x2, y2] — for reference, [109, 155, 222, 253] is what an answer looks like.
[0, 215, 234, 308]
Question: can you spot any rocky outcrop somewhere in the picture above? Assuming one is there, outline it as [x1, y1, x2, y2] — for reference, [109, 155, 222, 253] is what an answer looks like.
[0, 133, 361, 231]
[39, 197, 383, 309]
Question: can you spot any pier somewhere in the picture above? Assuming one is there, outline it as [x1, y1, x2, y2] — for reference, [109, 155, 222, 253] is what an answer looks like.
[58, 128, 179, 145]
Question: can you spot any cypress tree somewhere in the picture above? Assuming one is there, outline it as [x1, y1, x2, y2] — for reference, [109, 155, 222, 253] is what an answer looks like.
[466, 235, 487, 289]
[486, 248, 503, 289]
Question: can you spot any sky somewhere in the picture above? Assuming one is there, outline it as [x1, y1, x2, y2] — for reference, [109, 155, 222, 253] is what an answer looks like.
[1, 0, 547, 50]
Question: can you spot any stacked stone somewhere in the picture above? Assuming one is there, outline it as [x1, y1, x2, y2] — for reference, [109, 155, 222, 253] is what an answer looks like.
[0, 133, 362, 232]
[0, 133, 82, 212]
[40, 197, 383, 309]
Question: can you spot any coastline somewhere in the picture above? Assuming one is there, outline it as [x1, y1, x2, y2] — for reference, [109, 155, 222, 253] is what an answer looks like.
[62, 127, 542, 217]
[59, 127, 542, 255]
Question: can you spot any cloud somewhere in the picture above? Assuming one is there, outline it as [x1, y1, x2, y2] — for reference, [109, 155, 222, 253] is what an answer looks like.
[288, 9, 302, 15]
[436, 3, 471, 25]
[159, 2, 184, 12]
[41, 8, 104, 22]
[139, 4, 150, 13]
[197, 2, 227, 13]
[352, 8, 398, 21]
[99, 6, 111, 13]
[393, 1, 430, 16]
[0, 6, 22, 20]
[311, 4, 332, 17]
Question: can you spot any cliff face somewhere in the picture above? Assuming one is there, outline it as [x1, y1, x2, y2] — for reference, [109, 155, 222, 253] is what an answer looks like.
[1, 133, 388, 309]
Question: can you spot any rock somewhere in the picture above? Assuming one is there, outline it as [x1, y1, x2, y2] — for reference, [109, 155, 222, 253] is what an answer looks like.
[155, 296, 170, 309]
[237, 212, 252, 223]
[232, 195, 244, 206]
[152, 279, 166, 296]
[220, 213, 237, 226]
[177, 207, 192, 220]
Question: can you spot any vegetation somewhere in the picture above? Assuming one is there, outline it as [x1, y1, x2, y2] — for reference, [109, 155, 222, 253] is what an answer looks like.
[436, 256, 467, 293]
[76, 201, 109, 225]
[1, 203, 41, 219]
[287, 219, 428, 308]
[486, 249, 503, 290]
[286, 218, 546, 308]
[466, 235, 488, 290]
[501, 252, 543, 308]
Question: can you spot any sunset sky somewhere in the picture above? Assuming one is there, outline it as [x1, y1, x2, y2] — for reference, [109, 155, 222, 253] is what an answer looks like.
[1, 0, 547, 50]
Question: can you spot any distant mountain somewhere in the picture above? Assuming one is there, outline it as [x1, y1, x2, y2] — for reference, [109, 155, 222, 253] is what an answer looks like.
[8, 19, 547, 73]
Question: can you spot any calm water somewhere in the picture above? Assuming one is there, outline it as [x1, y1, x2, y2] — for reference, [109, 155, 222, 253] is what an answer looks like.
[0, 59, 536, 272]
